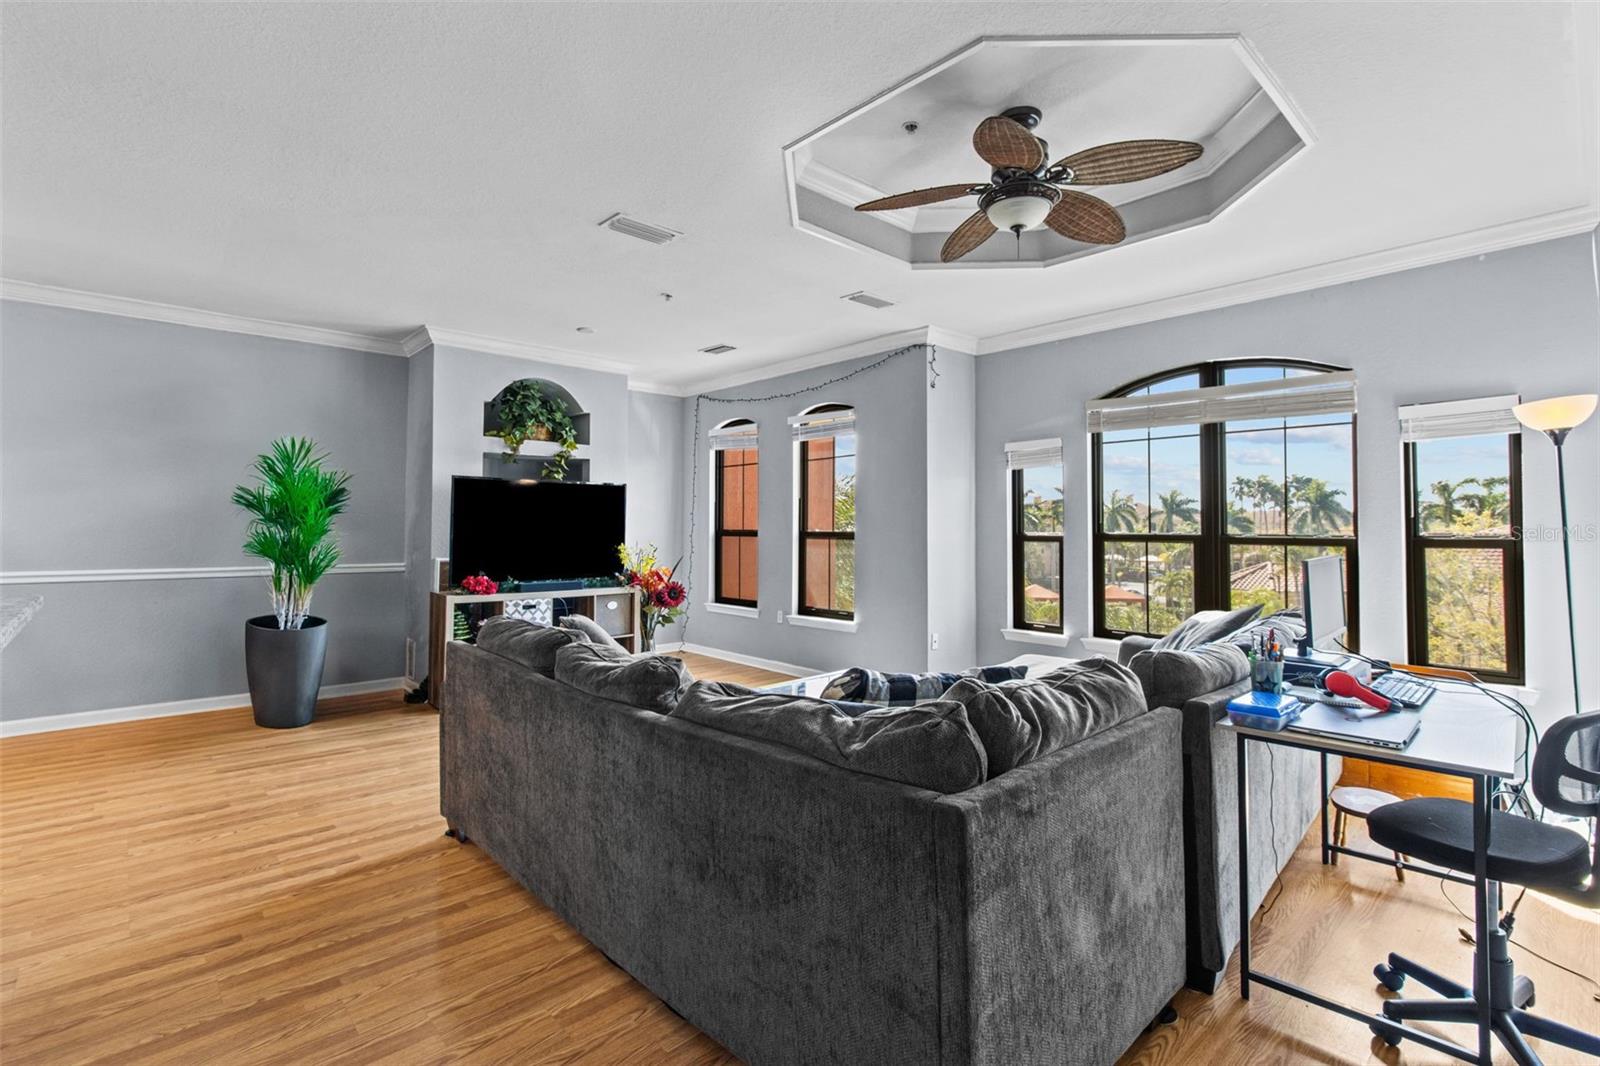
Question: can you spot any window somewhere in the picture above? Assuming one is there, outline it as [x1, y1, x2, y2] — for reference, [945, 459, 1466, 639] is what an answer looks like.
[712, 419, 759, 607]
[1008, 440, 1064, 632]
[795, 404, 855, 619]
[1405, 432, 1523, 683]
[1092, 361, 1359, 640]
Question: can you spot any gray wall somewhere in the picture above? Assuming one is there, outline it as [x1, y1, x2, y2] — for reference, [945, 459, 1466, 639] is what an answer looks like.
[0, 300, 409, 721]
[925, 349, 977, 672]
[627, 389, 687, 643]
[677, 346, 933, 674]
[973, 231, 1600, 727]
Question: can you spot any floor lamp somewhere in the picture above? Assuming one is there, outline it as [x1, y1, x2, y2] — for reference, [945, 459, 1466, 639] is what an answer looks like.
[1512, 393, 1598, 713]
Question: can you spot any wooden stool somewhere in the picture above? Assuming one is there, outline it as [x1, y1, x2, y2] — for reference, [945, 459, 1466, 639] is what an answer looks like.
[1330, 786, 1407, 881]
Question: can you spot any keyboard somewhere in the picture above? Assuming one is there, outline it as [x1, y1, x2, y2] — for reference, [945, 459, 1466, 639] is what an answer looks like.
[1371, 672, 1437, 709]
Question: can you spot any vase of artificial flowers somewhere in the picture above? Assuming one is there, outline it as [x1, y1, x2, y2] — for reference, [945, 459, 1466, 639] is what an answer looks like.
[617, 544, 685, 652]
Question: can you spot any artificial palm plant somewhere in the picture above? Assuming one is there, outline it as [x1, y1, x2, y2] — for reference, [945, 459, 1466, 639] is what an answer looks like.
[232, 437, 351, 629]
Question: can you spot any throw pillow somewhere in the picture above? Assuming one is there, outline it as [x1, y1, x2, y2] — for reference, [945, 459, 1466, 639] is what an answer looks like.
[673, 681, 987, 793]
[475, 616, 588, 678]
[558, 613, 626, 651]
[1128, 643, 1250, 712]
[553, 642, 692, 714]
[1151, 604, 1263, 651]
[942, 657, 1148, 777]
[821, 664, 1028, 705]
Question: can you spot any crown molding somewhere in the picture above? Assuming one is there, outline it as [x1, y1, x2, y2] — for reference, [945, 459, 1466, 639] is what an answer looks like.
[0, 279, 409, 356]
[626, 379, 684, 397]
[974, 205, 1600, 356]
[398, 325, 433, 357]
[419, 326, 636, 376]
[663, 326, 976, 397]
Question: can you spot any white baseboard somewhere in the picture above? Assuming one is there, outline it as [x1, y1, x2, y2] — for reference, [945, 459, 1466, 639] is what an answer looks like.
[664, 641, 814, 678]
[0, 677, 407, 737]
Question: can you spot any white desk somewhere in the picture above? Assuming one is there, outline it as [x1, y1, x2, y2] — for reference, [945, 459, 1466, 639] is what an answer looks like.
[1221, 677, 1525, 1064]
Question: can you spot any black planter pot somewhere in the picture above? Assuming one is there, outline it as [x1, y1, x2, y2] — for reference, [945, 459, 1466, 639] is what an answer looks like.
[245, 615, 328, 729]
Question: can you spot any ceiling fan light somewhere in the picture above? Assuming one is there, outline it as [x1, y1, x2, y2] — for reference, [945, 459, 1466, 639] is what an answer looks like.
[983, 192, 1054, 233]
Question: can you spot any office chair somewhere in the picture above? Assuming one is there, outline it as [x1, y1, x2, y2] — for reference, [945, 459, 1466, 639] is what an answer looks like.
[1364, 709, 1600, 1066]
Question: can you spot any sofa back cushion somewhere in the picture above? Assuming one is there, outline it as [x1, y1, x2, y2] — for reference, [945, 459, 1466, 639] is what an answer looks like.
[673, 681, 986, 793]
[557, 613, 626, 651]
[943, 657, 1147, 777]
[554, 642, 692, 714]
[1129, 643, 1250, 711]
[475, 616, 588, 677]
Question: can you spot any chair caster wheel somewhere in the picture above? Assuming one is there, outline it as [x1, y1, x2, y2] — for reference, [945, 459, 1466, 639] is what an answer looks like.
[1156, 1004, 1178, 1025]
[1370, 1021, 1403, 1047]
[1374, 963, 1406, 992]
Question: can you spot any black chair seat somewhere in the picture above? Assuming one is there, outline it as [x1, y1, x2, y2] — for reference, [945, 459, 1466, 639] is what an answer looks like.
[1367, 797, 1592, 889]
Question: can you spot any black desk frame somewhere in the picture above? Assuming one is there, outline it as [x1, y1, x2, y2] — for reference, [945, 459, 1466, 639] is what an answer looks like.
[1236, 731, 1498, 1064]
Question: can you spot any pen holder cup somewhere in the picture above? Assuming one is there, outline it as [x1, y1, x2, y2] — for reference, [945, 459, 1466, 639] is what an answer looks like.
[1253, 660, 1285, 694]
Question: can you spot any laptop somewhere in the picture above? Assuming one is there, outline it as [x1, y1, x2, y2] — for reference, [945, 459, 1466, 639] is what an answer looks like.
[1287, 702, 1421, 750]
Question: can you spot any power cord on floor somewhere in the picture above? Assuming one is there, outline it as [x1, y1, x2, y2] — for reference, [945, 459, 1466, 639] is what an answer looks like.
[1438, 880, 1600, 1002]
[1258, 746, 1287, 916]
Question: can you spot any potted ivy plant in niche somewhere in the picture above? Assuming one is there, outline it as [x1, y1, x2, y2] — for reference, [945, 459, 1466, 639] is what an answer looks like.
[232, 437, 351, 728]
[490, 380, 579, 480]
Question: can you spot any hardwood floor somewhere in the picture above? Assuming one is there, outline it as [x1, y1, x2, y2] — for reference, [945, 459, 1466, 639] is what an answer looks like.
[3, 659, 1594, 1065]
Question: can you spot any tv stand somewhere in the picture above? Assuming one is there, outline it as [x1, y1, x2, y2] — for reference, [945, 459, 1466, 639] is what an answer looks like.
[426, 583, 642, 710]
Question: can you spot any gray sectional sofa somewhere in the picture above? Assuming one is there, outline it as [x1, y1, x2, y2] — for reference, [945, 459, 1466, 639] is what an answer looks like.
[441, 621, 1189, 1066]
[1118, 635, 1336, 991]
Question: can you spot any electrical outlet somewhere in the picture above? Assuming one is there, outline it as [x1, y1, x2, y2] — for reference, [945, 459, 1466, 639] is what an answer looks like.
[929, 633, 940, 651]
[776, 610, 785, 624]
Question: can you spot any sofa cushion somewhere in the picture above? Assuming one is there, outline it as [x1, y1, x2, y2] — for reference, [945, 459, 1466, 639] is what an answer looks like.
[673, 681, 986, 793]
[942, 657, 1147, 777]
[554, 642, 692, 714]
[475, 616, 588, 677]
[1151, 604, 1262, 651]
[1129, 643, 1250, 711]
[557, 613, 626, 651]
[821, 664, 1029, 705]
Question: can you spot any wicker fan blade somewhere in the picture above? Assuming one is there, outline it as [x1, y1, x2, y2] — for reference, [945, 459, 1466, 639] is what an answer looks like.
[941, 210, 997, 263]
[1044, 191, 1126, 245]
[1054, 140, 1203, 185]
[972, 116, 1046, 171]
[855, 184, 981, 212]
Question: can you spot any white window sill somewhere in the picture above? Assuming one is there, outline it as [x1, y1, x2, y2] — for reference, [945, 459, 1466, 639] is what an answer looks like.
[703, 602, 759, 620]
[1001, 627, 1073, 648]
[1080, 636, 1123, 658]
[787, 613, 858, 634]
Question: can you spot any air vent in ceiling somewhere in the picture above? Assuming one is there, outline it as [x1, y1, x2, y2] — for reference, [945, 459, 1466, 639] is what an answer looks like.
[699, 344, 737, 355]
[842, 290, 895, 309]
[599, 212, 682, 246]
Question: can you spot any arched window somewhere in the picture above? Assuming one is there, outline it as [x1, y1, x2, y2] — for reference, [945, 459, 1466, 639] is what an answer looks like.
[1092, 361, 1358, 640]
[709, 418, 759, 607]
[792, 403, 856, 619]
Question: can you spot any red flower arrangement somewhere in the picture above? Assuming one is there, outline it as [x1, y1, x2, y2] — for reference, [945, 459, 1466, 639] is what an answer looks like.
[617, 543, 685, 651]
[460, 573, 498, 596]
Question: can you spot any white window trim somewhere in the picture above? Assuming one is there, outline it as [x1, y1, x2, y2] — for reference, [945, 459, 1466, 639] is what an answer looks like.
[787, 612, 859, 634]
[703, 601, 759, 620]
[1001, 627, 1074, 648]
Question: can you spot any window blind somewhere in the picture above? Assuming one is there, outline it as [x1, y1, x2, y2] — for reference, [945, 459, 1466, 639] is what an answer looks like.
[707, 420, 759, 449]
[1397, 395, 1521, 442]
[1005, 437, 1063, 470]
[1086, 370, 1356, 433]
[789, 408, 856, 442]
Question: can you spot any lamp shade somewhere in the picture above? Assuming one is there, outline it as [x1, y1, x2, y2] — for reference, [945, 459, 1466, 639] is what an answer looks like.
[1512, 394, 1598, 433]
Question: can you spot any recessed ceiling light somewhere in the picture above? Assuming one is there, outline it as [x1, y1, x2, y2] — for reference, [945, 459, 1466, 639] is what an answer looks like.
[575, 326, 594, 334]
[699, 344, 736, 355]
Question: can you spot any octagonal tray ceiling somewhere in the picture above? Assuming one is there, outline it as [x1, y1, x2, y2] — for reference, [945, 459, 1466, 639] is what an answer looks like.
[784, 36, 1310, 269]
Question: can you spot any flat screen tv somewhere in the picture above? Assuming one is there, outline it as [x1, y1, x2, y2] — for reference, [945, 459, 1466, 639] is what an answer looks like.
[449, 476, 626, 586]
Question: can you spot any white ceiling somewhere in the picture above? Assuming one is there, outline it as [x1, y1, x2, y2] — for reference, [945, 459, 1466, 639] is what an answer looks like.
[2, 3, 1596, 391]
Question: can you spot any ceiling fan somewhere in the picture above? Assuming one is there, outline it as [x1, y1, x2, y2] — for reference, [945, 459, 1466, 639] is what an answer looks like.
[854, 106, 1203, 263]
